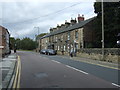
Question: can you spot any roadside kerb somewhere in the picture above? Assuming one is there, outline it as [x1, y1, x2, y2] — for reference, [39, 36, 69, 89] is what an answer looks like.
[58, 55, 120, 70]
[1, 54, 21, 89]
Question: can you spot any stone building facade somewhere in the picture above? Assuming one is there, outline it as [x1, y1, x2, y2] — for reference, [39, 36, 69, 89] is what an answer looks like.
[0, 26, 10, 58]
[39, 15, 96, 55]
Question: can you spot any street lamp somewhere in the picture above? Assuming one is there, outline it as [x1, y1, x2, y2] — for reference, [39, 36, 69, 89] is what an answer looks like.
[34, 27, 40, 52]
[101, 0, 105, 61]
[34, 27, 40, 36]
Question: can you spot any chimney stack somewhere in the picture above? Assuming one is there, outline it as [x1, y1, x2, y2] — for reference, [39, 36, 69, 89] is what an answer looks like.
[50, 28, 53, 33]
[61, 24, 65, 28]
[52, 27, 57, 32]
[65, 20, 70, 27]
[57, 24, 61, 30]
[78, 14, 84, 23]
[70, 18, 77, 25]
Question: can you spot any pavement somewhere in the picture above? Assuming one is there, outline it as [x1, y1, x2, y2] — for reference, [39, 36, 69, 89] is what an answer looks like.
[0, 51, 17, 89]
[58, 55, 120, 70]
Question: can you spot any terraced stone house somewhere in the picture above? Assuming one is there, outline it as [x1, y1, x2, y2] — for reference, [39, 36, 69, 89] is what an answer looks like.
[39, 15, 96, 55]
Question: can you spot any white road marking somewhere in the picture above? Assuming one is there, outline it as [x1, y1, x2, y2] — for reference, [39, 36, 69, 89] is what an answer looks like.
[112, 83, 120, 87]
[52, 60, 61, 64]
[66, 65, 88, 75]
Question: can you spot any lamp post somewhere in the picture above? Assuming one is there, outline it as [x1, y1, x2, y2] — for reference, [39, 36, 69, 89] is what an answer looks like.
[34, 27, 40, 36]
[34, 27, 40, 52]
[101, 0, 105, 61]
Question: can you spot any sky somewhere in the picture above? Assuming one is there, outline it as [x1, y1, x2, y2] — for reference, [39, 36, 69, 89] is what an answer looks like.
[0, 0, 97, 39]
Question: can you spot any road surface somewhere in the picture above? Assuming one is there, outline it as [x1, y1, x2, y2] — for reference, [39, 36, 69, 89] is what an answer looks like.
[18, 51, 119, 88]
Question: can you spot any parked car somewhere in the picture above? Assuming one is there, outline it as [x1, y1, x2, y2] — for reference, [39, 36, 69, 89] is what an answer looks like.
[46, 49, 57, 55]
[40, 49, 47, 54]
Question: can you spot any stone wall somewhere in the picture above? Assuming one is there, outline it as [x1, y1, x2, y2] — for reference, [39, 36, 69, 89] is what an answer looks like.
[77, 48, 120, 63]
[57, 48, 120, 63]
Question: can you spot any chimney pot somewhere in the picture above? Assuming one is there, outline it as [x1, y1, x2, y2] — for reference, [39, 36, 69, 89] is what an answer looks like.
[78, 14, 84, 23]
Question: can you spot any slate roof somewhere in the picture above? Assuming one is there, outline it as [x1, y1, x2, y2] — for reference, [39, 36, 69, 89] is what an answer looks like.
[40, 17, 95, 39]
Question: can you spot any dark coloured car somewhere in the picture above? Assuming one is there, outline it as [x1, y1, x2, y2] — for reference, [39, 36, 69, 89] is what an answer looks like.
[40, 49, 47, 54]
[46, 49, 57, 55]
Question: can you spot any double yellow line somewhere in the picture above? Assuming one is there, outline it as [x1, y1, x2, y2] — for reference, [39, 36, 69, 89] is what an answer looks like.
[12, 55, 21, 89]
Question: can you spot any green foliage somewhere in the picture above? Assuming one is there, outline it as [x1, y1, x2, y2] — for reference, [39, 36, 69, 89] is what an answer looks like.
[10, 37, 16, 49]
[10, 37, 37, 50]
[36, 33, 48, 40]
[94, 2, 120, 48]
[37, 33, 47, 37]
[10, 33, 48, 50]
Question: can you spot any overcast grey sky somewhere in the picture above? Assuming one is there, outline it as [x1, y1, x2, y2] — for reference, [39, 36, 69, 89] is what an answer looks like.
[0, 0, 96, 39]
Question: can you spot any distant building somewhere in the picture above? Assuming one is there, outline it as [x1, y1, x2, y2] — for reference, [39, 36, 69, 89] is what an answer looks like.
[0, 26, 10, 58]
[38, 14, 96, 55]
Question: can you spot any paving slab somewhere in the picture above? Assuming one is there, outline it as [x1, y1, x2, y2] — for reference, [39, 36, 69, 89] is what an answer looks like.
[0, 53, 17, 89]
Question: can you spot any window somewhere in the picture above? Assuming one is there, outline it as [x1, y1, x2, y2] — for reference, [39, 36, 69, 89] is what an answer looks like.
[61, 35, 63, 41]
[64, 45, 66, 51]
[68, 32, 70, 40]
[75, 31, 78, 39]
[58, 46, 59, 50]
[56, 36, 57, 42]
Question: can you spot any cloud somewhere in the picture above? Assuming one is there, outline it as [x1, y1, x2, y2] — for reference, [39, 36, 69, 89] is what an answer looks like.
[1, 1, 96, 39]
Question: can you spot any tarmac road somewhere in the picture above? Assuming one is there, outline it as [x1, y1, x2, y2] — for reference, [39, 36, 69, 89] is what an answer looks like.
[18, 51, 119, 88]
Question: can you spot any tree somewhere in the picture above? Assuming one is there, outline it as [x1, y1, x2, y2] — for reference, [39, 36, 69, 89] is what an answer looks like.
[10, 37, 37, 50]
[16, 38, 21, 49]
[10, 37, 16, 50]
[20, 37, 37, 50]
[36, 33, 47, 40]
[94, 1, 120, 48]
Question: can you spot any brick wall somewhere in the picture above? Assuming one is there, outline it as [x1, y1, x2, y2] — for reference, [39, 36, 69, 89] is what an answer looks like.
[0, 26, 3, 58]
[0, 26, 10, 57]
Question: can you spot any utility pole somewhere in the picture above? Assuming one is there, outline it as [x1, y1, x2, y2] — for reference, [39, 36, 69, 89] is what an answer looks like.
[101, 0, 105, 61]
[34, 27, 40, 52]
[34, 27, 40, 41]
[34, 27, 40, 36]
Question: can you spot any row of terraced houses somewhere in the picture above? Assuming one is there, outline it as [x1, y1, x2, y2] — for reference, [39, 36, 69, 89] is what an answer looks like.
[38, 14, 97, 55]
